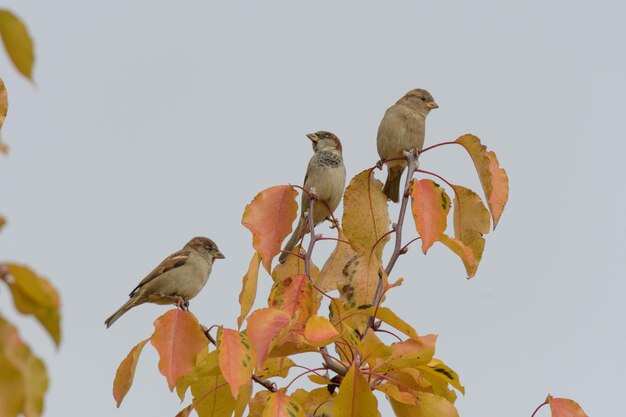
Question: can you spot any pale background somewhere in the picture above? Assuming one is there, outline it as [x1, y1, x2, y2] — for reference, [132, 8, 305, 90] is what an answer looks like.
[1, 1, 625, 416]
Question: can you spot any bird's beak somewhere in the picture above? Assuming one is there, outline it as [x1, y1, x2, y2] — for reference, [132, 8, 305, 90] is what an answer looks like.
[214, 251, 225, 260]
[425, 101, 439, 110]
[306, 133, 319, 142]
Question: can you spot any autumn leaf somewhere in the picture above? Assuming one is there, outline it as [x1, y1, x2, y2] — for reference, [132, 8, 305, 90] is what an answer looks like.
[216, 327, 255, 399]
[0, 78, 7, 154]
[547, 395, 589, 417]
[373, 337, 436, 373]
[290, 387, 333, 416]
[304, 315, 339, 347]
[451, 184, 490, 265]
[249, 391, 272, 417]
[411, 179, 451, 253]
[440, 234, 478, 278]
[5, 263, 61, 346]
[355, 306, 423, 342]
[342, 169, 391, 257]
[0, 214, 5, 231]
[456, 134, 509, 228]
[246, 308, 291, 370]
[375, 383, 416, 405]
[338, 252, 383, 313]
[333, 363, 380, 417]
[255, 356, 296, 379]
[238, 251, 261, 329]
[317, 229, 357, 294]
[389, 392, 459, 417]
[262, 391, 306, 417]
[268, 275, 316, 346]
[242, 185, 298, 272]
[175, 349, 219, 401]
[190, 372, 234, 417]
[0, 317, 48, 417]
[112, 338, 149, 407]
[419, 359, 465, 395]
[233, 380, 252, 417]
[0, 10, 35, 80]
[150, 309, 208, 391]
[271, 245, 319, 284]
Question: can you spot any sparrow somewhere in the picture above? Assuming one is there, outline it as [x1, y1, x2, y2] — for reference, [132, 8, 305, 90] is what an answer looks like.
[104, 236, 224, 328]
[279, 131, 346, 263]
[377, 88, 438, 202]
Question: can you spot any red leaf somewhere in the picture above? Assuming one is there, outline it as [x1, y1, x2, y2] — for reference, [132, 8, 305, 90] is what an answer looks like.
[263, 391, 306, 417]
[150, 309, 208, 391]
[216, 328, 255, 399]
[242, 185, 298, 272]
[410, 179, 451, 253]
[246, 308, 291, 370]
[112, 339, 149, 407]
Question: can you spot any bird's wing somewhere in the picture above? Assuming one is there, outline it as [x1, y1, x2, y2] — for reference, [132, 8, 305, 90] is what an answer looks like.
[129, 249, 191, 297]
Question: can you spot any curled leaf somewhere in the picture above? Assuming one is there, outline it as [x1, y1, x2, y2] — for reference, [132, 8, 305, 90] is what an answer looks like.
[440, 234, 478, 278]
[451, 184, 490, 266]
[237, 252, 261, 329]
[456, 134, 509, 228]
[242, 185, 298, 272]
[112, 339, 149, 407]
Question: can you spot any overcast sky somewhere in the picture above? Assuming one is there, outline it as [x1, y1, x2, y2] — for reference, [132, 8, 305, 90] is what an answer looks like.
[1, 1, 625, 416]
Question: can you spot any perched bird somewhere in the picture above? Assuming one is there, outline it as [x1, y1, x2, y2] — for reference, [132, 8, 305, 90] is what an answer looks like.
[279, 131, 346, 263]
[377, 88, 438, 202]
[104, 237, 224, 328]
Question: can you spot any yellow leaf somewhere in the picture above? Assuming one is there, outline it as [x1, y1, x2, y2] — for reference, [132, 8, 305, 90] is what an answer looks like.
[317, 229, 357, 294]
[233, 380, 252, 417]
[6, 264, 61, 346]
[333, 363, 380, 417]
[342, 169, 391, 257]
[375, 383, 416, 405]
[356, 306, 423, 341]
[248, 391, 272, 417]
[373, 337, 436, 373]
[451, 185, 490, 266]
[290, 387, 333, 416]
[0, 10, 35, 79]
[216, 327, 255, 399]
[0, 78, 7, 153]
[304, 315, 339, 347]
[411, 179, 451, 253]
[271, 245, 319, 284]
[390, 392, 459, 417]
[190, 372, 234, 417]
[455, 134, 509, 228]
[112, 338, 149, 407]
[175, 349, 219, 401]
[440, 234, 478, 278]
[255, 356, 295, 379]
[0, 316, 48, 417]
[237, 252, 261, 329]
[419, 359, 465, 395]
[262, 391, 306, 417]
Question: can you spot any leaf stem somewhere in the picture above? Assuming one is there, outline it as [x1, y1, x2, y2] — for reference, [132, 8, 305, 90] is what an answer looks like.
[530, 401, 548, 417]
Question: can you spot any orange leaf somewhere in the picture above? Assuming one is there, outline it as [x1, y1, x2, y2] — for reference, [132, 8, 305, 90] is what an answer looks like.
[268, 275, 316, 346]
[440, 234, 478, 278]
[246, 308, 291, 370]
[456, 134, 509, 228]
[0, 78, 7, 142]
[548, 396, 589, 417]
[150, 309, 208, 391]
[112, 338, 149, 407]
[390, 392, 459, 417]
[237, 252, 261, 329]
[342, 169, 391, 257]
[451, 185, 490, 265]
[334, 363, 380, 417]
[262, 391, 306, 417]
[304, 315, 339, 347]
[216, 327, 255, 399]
[374, 383, 416, 405]
[242, 185, 299, 272]
[6, 263, 61, 346]
[0, 10, 35, 80]
[411, 179, 451, 253]
[0, 316, 48, 417]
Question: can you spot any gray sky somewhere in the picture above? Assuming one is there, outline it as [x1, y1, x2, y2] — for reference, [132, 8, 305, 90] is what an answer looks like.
[1, 1, 625, 416]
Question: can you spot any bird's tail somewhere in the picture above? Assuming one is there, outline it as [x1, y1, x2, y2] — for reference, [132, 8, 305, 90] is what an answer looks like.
[383, 166, 404, 203]
[279, 217, 307, 263]
[105, 297, 141, 328]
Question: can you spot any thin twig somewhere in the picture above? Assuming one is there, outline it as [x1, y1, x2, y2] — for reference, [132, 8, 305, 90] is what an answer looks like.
[304, 188, 318, 277]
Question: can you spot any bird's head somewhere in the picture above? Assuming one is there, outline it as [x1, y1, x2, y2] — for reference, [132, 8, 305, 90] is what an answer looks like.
[186, 237, 225, 261]
[399, 88, 438, 115]
[306, 131, 342, 153]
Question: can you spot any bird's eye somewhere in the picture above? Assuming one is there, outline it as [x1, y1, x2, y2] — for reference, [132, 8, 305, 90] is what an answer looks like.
[420, 96, 426, 101]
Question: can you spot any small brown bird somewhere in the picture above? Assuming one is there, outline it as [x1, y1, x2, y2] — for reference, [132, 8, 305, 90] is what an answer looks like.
[279, 131, 346, 263]
[377, 88, 438, 202]
[105, 237, 224, 328]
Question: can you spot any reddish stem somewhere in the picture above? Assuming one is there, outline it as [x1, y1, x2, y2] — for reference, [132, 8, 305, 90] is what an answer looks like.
[530, 401, 549, 417]
[419, 141, 460, 154]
